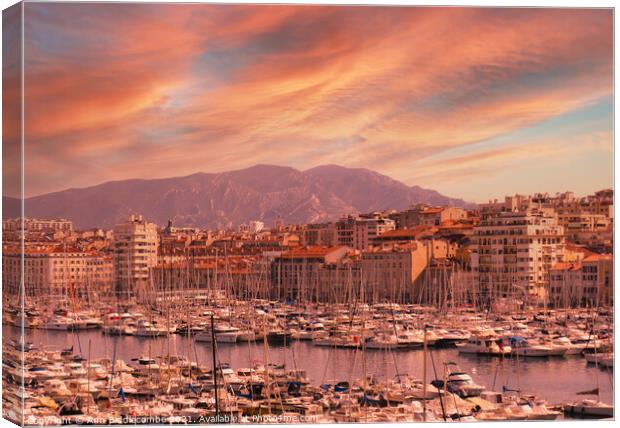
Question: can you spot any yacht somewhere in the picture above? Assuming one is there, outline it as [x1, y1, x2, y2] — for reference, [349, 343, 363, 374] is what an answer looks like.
[563, 400, 614, 418]
[194, 324, 239, 342]
[134, 320, 168, 338]
[297, 323, 326, 340]
[551, 336, 586, 355]
[585, 352, 614, 368]
[457, 336, 511, 356]
[432, 364, 485, 398]
[41, 316, 74, 331]
[510, 338, 566, 357]
[266, 329, 293, 346]
[366, 334, 401, 350]
[215, 326, 241, 343]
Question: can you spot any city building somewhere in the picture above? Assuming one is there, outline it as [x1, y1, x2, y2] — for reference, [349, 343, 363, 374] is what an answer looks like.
[353, 216, 395, 250]
[239, 220, 265, 234]
[301, 222, 337, 247]
[549, 254, 613, 307]
[270, 246, 354, 302]
[470, 210, 566, 302]
[2, 217, 74, 232]
[394, 205, 468, 229]
[2, 244, 113, 300]
[112, 215, 158, 297]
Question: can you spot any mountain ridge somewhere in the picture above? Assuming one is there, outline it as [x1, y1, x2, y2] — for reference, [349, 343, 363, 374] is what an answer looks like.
[3, 164, 472, 229]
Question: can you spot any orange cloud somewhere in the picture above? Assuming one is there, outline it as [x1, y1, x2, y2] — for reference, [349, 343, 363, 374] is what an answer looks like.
[16, 5, 613, 198]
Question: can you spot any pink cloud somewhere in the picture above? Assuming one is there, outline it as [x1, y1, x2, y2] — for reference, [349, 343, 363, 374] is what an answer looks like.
[17, 5, 612, 197]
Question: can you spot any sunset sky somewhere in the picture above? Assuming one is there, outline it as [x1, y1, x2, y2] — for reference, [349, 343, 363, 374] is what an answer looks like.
[5, 4, 613, 202]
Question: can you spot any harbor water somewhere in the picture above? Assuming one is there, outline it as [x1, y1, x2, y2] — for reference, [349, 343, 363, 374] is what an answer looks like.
[10, 326, 613, 407]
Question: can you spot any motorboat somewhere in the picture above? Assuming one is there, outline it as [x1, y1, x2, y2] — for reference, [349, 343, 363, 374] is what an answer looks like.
[563, 399, 613, 418]
[510, 337, 566, 357]
[456, 335, 511, 356]
[366, 334, 401, 350]
[134, 320, 168, 338]
[266, 329, 293, 346]
[432, 363, 485, 398]
[585, 353, 614, 368]
[41, 316, 74, 331]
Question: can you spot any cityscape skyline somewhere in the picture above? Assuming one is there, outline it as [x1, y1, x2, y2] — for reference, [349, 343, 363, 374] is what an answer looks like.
[3, 4, 613, 201]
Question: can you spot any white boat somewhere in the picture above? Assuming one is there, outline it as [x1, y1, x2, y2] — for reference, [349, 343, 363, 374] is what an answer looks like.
[563, 400, 613, 418]
[134, 320, 168, 337]
[216, 326, 241, 343]
[585, 353, 614, 368]
[511, 340, 566, 357]
[41, 317, 73, 331]
[236, 330, 260, 342]
[131, 357, 160, 374]
[396, 330, 424, 348]
[551, 336, 586, 355]
[444, 371, 485, 398]
[194, 324, 240, 342]
[297, 323, 326, 340]
[457, 336, 511, 356]
[236, 368, 264, 385]
[526, 403, 562, 420]
[366, 334, 401, 350]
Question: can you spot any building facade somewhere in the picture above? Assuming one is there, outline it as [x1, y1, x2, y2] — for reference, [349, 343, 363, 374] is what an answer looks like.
[2, 244, 113, 301]
[470, 211, 566, 302]
[112, 215, 158, 297]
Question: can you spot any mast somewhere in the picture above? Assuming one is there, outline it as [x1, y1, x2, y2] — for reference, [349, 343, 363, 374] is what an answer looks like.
[211, 314, 220, 418]
[422, 326, 427, 421]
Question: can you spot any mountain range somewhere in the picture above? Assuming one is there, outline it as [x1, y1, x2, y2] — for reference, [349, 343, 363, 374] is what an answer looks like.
[3, 164, 471, 229]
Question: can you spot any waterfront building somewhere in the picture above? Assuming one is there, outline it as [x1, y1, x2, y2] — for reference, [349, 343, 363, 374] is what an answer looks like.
[361, 243, 427, 302]
[582, 254, 614, 306]
[470, 210, 566, 302]
[2, 244, 113, 300]
[112, 215, 158, 297]
[549, 254, 613, 307]
[153, 255, 268, 298]
[270, 246, 355, 302]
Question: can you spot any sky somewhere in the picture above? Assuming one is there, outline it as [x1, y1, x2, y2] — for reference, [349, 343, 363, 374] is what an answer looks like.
[3, 4, 613, 202]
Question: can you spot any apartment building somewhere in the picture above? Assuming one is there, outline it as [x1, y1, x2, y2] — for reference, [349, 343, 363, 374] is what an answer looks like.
[353, 217, 395, 250]
[470, 210, 566, 302]
[335, 216, 356, 247]
[2, 244, 113, 300]
[395, 205, 468, 229]
[112, 215, 158, 297]
[301, 222, 337, 247]
[270, 246, 354, 302]
[239, 220, 265, 234]
[549, 254, 613, 307]
[2, 217, 74, 232]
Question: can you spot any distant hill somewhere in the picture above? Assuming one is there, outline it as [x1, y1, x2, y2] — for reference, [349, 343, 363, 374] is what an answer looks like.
[3, 164, 471, 229]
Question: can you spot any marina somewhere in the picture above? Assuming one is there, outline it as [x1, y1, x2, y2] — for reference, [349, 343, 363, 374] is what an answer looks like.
[2, 300, 614, 424]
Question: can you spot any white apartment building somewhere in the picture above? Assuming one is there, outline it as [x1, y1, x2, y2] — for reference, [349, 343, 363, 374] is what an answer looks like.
[353, 217, 395, 250]
[2, 244, 113, 300]
[112, 215, 158, 296]
[3, 217, 74, 232]
[470, 211, 566, 302]
[239, 220, 265, 234]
